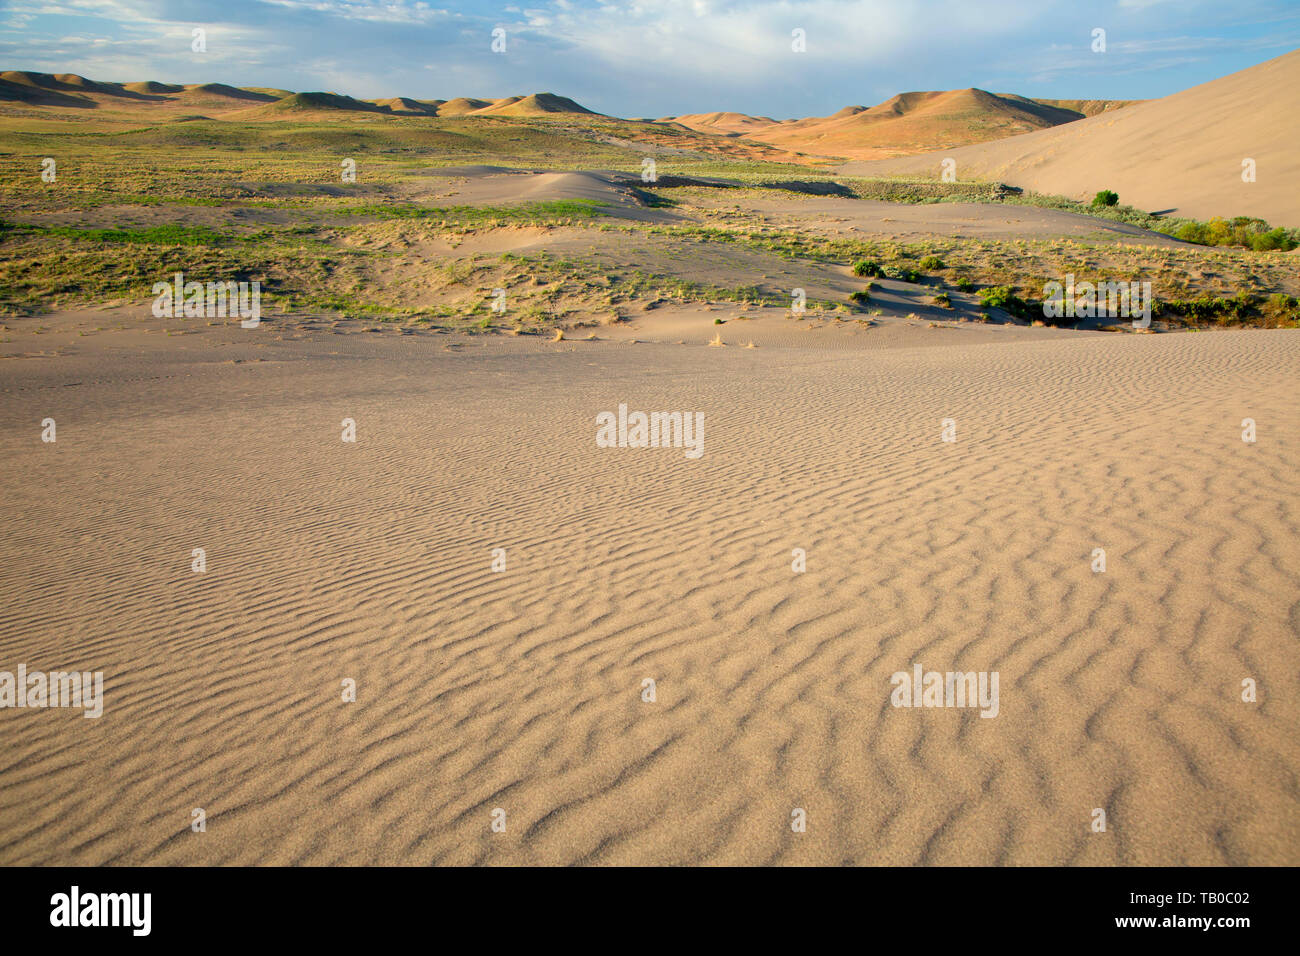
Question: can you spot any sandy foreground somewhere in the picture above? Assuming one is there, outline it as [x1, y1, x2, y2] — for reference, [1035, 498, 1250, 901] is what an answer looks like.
[0, 312, 1297, 865]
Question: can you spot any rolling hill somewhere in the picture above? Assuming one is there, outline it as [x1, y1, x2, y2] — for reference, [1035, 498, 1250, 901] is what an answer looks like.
[0, 72, 602, 121]
[740, 88, 1140, 160]
[843, 48, 1300, 226]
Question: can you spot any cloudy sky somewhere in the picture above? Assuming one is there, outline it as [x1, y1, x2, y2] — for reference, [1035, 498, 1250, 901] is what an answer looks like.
[1, 1, 1296, 117]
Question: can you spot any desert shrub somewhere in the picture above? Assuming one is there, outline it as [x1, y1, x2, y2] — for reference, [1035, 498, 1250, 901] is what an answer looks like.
[1249, 227, 1297, 252]
[1262, 293, 1300, 327]
[932, 292, 952, 308]
[1092, 190, 1119, 208]
[918, 255, 945, 270]
[1170, 221, 1211, 244]
[887, 266, 921, 283]
[852, 259, 883, 277]
[1162, 216, 1299, 251]
[978, 285, 1030, 318]
[954, 278, 976, 293]
[850, 290, 871, 303]
[1153, 292, 1258, 325]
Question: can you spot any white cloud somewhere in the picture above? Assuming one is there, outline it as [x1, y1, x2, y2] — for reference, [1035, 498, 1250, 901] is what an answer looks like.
[255, 0, 453, 23]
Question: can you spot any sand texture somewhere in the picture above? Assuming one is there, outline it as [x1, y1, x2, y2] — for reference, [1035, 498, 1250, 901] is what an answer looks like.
[1, 320, 1296, 865]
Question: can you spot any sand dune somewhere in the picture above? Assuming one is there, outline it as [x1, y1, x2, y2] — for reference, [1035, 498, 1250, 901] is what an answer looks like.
[254, 91, 387, 115]
[437, 97, 494, 116]
[0, 320, 1295, 865]
[667, 94, 1138, 152]
[470, 93, 600, 117]
[371, 96, 438, 115]
[845, 49, 1300, 226]
[424, 167, 679, 221]
[741, 89, 1137, 160]
[668, 111, 781, 135]
[123, 80, 184, 94]
[0, 72, 601, 120]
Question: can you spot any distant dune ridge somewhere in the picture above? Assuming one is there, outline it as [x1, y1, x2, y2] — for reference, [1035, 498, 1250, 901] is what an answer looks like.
[0, 71, 602, 119]
[669, 89, 1140, 158]
[0, 67, 1127, 145]
[4, 56, 1295, 225]
[844, 48, 1300, 227]
[665, 111, 782, 134]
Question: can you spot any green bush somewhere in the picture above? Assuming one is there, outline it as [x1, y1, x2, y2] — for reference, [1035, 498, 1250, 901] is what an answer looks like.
[1162, 216, 1298, 251]
[1153, 292, 1258, 325]
[850, 290, 871, 303]
[918, 254, 945, 270]
[852, 259, 883, 277]
[1250, 227, 1297, 252]
[978, 285, 1029, 318]
[932, 291, 952, 308]
[1092, 190, 1119, 208]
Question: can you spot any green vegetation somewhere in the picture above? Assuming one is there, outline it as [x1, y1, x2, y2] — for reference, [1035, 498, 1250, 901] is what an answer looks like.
[1158, 216, 1298, 252]
[1092, 190, 1119, 208]
[978, 285, 1030, 319]
[335, 199, 609, 225]
[4, 222, 236, 246]
[0, 106, 1294, 328]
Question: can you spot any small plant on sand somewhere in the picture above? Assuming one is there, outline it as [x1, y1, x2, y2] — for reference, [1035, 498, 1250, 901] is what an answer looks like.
[918, 254, 946, 270]
[1092, 190, 1119, 208]
[1262, 293, 1300, 327]
[1161, 216, 1299, 251]
[978, 285, 1028, 317]
[954, 277, 977, 293]
[932, 292, 952, 308]
[887, 266, 922, 283]
[852, 259, 883, 277]
[850, 290, 871, 304]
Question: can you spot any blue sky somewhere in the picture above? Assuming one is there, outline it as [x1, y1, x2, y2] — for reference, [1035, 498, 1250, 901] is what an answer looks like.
[1, 1, 1296, 118]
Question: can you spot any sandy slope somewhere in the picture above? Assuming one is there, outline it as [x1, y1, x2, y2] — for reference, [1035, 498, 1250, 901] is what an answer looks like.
[843, 49, 1300, 226]
[747, 89, 1089, 160]
[668, 94, 1136, 157]
[0, 319, 1296, 865]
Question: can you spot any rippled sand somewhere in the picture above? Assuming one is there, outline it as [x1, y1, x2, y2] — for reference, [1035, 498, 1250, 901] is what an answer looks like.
[1, 322, 1296, 864]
